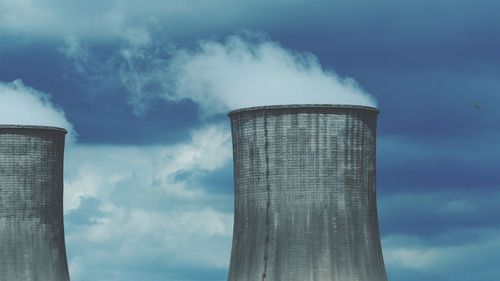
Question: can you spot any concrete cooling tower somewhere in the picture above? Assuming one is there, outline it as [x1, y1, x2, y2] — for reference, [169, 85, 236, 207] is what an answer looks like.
[227, 105, 387, 281]
[0, 126, 70, 281]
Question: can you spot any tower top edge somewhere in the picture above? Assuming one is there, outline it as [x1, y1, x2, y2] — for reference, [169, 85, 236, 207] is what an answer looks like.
[0, 125, 68, 134]
[228, 104, 379, 116]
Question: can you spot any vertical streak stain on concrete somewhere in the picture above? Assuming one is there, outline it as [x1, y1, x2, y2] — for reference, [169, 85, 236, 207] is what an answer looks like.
[261, 110, 271, 281]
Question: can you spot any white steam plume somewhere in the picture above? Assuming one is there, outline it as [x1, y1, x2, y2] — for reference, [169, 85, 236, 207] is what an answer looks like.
[165, 35, 377, 115]
[0, 80, 76, 140]
[62, 34, 377, 116]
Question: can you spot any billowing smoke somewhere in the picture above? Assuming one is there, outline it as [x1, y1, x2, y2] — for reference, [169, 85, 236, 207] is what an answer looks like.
[0, 80, 76, 140]
[164, 35, 376, 115]
[62, 34, 377, 117]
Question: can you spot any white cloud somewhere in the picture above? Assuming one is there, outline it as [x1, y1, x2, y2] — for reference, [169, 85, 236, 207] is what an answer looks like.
[66, 205, 233, 281]
[68, 257, 84, 281]
[383, 244, 442, 270]
[73, 205, 233, 265]
[63, 124, 234, 280]
[0, 79, 76, 140]
[64, 124, 231, 212]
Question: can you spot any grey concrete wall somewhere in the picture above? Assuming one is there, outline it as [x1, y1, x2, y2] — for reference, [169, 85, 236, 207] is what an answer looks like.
[0, 126, 70, 281]
[228, 105, 387, 281]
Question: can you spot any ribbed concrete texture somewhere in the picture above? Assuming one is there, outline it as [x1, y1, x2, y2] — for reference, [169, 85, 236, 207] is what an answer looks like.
[227, 105, 387, 281]
[0, 126, 70, 281]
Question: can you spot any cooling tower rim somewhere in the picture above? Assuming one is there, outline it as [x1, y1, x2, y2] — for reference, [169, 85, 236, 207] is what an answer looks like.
[0, 124, 67, 134]
[228, 104, 379, 116]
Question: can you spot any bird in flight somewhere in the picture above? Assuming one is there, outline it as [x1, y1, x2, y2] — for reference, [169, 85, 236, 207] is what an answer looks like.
[473, 102, 480, 110]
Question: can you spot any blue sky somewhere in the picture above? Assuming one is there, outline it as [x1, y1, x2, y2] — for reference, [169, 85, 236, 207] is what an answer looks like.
[1, 0, 500, 280]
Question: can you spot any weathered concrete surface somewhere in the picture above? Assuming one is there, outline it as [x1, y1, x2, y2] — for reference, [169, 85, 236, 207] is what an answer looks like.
[0, 126, 70, 281]
[227, 105, 387, 281]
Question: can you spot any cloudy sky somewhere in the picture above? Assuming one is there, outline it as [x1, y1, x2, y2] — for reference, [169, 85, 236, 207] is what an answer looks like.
[1, 0, 500, 280]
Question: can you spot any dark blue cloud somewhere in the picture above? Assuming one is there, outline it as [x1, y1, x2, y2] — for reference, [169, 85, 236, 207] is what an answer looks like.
[378, 190, 500, 237]
[377, 131, 500, 195]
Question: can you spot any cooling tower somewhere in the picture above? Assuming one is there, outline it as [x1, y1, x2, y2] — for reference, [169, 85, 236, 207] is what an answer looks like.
[0, 125, 70, 281]
[227, 105, 387, 281]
